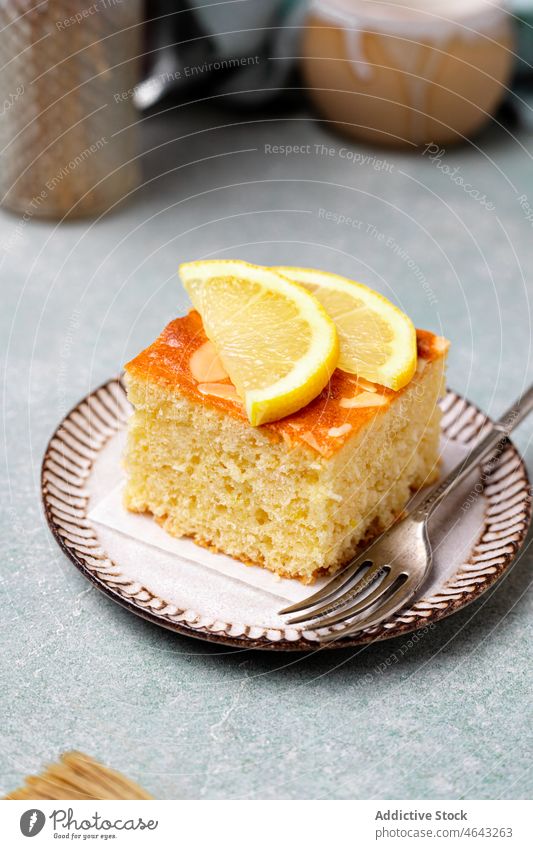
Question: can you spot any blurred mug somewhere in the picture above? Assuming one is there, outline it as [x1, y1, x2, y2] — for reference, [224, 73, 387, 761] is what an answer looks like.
[301, 0, 514, 147]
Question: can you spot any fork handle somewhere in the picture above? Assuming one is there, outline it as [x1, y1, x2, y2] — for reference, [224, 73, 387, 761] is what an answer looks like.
[412, 384, 533, 521]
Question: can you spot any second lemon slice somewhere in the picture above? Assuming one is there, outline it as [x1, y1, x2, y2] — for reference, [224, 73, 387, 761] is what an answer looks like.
[179, 260, 339, 426]
[274, 266, 417, 390]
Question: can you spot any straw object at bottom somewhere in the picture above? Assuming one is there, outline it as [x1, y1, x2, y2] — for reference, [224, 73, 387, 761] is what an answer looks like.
[4, 751, 153, 800]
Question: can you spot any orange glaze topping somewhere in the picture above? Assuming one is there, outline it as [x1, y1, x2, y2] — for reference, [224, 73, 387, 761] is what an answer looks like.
[125, 311, 449, 459]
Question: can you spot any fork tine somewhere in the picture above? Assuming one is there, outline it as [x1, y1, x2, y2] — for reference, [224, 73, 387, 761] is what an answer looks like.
[278, 553, 373, 616]
[286, 560, 388, 624]
[319, 577, 420, 644]
[299, 571, 404, 629]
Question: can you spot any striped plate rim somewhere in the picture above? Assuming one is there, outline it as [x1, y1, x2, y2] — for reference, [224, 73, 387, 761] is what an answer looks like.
[41, 379, 532, 651]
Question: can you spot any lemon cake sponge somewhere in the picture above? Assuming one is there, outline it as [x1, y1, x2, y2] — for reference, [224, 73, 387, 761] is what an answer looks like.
[124, 311, 448, 583]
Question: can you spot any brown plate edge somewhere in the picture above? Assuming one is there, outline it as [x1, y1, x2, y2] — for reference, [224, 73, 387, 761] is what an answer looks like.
[41, 378, 532, 652]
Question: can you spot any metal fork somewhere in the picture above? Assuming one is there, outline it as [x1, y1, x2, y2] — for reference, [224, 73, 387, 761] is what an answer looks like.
[279, 385, 533, 644]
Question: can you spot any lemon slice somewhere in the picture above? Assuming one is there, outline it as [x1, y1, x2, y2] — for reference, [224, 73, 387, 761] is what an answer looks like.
[274, 266, 417, 390]
[179, 260, 339, 426]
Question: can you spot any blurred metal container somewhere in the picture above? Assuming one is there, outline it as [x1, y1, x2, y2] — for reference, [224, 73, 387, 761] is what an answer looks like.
[0, 0, 142, 219]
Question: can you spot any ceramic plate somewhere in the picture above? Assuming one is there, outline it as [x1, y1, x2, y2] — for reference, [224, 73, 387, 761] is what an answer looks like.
[41, 379, 531, 650]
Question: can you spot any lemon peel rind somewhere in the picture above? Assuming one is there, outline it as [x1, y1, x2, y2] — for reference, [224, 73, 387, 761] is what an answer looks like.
[274, 265, 417, 391]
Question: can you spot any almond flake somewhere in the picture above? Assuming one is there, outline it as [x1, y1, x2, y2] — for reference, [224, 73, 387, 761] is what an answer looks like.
[300, 431, 324, 453]
[198, 382, 239, 402]
[433, 336, 450, 355]
[340, 392, 389, 409]
[353, 377, 378, 393]
[328, 423, 352, 438]
[190, 341, 229, 382]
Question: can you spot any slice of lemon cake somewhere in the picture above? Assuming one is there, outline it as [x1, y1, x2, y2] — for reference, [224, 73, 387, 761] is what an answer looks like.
[123, 310, 448, 583]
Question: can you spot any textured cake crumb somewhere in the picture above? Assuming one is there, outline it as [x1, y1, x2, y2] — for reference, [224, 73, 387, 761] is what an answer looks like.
[123, 353, 446, 583]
